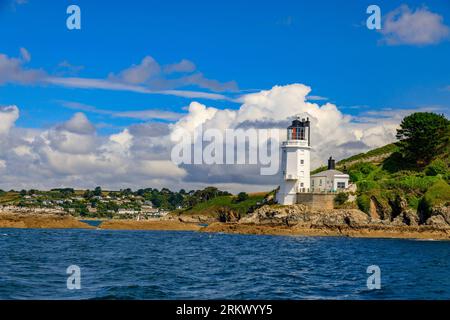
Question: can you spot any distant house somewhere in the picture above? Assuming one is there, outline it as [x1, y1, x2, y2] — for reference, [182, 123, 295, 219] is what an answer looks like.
[310, 157, 349, 192]
[118, 209, 139, 215]
[87, 206, 97, 214]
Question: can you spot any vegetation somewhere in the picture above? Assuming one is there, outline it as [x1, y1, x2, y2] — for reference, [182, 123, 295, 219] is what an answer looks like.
[396, 112, 449, 166]
[233, 192, 249, 203]
[180, 192, 267, 218]
[327, 112, 450, 217]
[418, 180, 450, 219]
[334, 192, 349, 206]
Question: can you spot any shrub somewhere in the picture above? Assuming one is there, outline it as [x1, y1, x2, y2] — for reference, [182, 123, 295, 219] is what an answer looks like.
[357, 180, 379, 193]
[418, 180, 450, 222]
[348, 162, 378, 182]
[233, 192, 249, 203]
[425, 159, 448, 176]
[357, 194, 371, 214]
[334, 193, 349, 206]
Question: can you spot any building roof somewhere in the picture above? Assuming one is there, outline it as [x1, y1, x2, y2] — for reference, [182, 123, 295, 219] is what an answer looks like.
[311, 169, 349, 179]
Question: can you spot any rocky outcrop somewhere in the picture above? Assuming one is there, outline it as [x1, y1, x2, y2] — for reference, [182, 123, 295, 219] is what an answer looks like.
[425, 205, 450, 229]
[217, 208, 240, 222]
[241, 205, 370, 228]
[392, 209, 420, 226]
[241, 203, 449, 230]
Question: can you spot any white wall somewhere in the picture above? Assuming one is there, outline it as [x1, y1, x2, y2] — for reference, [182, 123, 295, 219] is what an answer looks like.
[277, 141, 311, 204]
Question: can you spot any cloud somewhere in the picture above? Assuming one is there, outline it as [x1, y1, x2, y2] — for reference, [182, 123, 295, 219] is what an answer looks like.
[0, 49, 235, 101]
[0, 105, 19, 135]
[380, 5, 450, 46]
[0, 84, 421, 192]
[56, 60, 84, 76]
[0, 109, 185, 190]
[112, 56, 161, 85]
[61, 101, 186, 121]
[0, 50, 46, 85]
[59, 112, 96, 134]
[163, 59, 196, 74]
[46, 77, 230, 100]
[109, 55, 238, 92]
[306, 95, 328, 101]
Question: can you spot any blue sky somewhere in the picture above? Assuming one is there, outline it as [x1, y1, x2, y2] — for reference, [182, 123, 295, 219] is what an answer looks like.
[1, 0, 449, 133]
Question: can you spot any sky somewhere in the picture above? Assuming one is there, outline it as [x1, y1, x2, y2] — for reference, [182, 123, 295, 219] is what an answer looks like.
[0, 0, 449, 192]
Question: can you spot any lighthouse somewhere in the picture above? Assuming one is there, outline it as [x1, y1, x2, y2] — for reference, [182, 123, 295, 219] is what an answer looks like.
[276, 116, 311, 205]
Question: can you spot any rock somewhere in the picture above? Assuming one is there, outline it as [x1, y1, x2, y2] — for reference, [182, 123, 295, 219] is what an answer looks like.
[425, 215, 450, 228]
[217, 208, 240, 222]
[240, 205, 370, 228]
[392, 209, 420, 226]
[429, 205, 450, 225]
[403, 209, 420, 226]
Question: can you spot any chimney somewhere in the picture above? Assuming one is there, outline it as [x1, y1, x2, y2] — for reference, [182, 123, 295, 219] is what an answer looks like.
[328, 156, 335, 170]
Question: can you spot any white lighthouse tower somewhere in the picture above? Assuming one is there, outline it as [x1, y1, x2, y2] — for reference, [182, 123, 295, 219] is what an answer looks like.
[276, 116, 311, 205]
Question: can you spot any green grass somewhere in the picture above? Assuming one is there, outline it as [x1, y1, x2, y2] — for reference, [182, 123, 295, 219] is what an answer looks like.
[181, 193, 266, 217]
[0, 192, 21, 204]
[311, 144, 398, 175]
[420, 180, 450, 210]
[338, 143, 398, 165]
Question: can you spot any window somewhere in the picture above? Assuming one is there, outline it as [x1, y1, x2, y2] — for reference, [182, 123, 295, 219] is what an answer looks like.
[300, 159, 304, 165]
[319, 179, 322, 186]
[300, 182, 304, 187]
[337, 182, 346, 189]
[312, 180, 314, 186]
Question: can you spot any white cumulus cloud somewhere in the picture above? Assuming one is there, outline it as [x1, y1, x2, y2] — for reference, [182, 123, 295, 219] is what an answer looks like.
[380, 5, 450, 46]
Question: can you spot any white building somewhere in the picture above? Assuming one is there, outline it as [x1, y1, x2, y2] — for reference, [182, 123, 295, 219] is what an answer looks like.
[276, 118, 350, 205]
[276, 117, 311, 205]
[310, 157, 350, 192]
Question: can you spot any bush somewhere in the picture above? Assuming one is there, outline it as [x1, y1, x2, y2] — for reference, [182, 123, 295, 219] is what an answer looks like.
[357, 194, 371, 214]
[383, 175, 439, 193]
[418, 180, 450, 223]
[334, 193, 349, 206]
[233, 192, 249, 203]
[357, 180, 379, 193]
[348, 162, 378, 182]
[425, 159, 448, 176]
[419, 180, 450, 215]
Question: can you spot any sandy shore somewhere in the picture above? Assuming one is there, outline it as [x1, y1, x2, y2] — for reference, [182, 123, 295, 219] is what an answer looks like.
[0, 213, 94, 229]
[1, 213, 449, 240]
[100, 219, 201, 231]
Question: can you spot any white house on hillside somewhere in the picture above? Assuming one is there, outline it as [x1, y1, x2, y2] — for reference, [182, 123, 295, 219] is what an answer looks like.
[310, 157, 350, 192]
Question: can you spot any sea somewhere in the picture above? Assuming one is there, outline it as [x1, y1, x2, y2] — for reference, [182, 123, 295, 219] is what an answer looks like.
[0, 228, 449, 300]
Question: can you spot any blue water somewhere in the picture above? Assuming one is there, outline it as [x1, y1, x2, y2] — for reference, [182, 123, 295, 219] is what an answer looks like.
[0, 229, 449, 300]
[79, 220, 103, 228]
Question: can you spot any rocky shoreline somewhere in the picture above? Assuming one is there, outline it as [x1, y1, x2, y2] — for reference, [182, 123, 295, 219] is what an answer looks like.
[1, 205, 449, 240]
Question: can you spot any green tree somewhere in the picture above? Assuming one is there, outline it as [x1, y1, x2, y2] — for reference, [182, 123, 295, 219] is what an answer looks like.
[235, 192, 249, 203]
[396, 112, 449, 166]
[93, 186, 102, 196]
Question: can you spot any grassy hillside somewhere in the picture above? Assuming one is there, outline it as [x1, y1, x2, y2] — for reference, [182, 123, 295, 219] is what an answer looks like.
[315, 140, 450, 220]
[179, 192, 267, 218]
